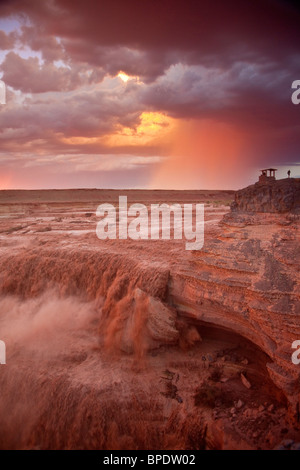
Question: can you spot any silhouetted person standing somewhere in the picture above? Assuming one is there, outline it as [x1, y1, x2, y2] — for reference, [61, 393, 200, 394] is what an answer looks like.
[287, 170, 291, 178]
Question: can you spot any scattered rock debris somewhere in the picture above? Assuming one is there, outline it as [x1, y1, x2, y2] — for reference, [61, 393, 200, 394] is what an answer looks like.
[241, 373, 251, 389]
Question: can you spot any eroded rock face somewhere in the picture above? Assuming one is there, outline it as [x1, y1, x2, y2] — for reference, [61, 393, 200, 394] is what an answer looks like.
[171, 187, 300, 417]
[231, 178, 300, 213]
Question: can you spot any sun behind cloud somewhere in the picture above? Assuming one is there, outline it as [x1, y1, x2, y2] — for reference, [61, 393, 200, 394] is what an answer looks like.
[117, 71, 130, 82]
[103, 111, 176, 147]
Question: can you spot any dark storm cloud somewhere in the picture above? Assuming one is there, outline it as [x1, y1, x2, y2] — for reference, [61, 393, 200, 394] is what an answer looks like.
[19, 25, 65, 62]
[0, 0, 299, 188]
[1, 51, 86, 92]
[139, 60, 300, 128]
[0, 79, 147, 155]
[1, 0, 300, 78]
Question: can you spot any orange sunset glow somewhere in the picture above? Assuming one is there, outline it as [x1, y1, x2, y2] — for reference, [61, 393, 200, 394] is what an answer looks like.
[0, 0, 299, 188]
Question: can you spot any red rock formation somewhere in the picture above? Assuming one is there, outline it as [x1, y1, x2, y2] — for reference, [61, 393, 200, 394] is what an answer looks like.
[231, 178, 300, 213]
[171, 212, 300, 416]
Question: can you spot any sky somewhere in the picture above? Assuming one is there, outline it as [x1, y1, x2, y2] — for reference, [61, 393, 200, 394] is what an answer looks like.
[0, 0, 299, 190]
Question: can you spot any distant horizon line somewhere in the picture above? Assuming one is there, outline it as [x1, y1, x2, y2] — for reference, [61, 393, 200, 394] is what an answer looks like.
[1, 176, 298, 193]
[0, 187, 236, 192]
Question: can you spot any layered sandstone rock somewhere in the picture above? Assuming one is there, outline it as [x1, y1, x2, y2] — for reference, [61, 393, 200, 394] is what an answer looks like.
[231, 178, 300, 213]
[172, 217, 300, 406]
[170, 181, 300, 416]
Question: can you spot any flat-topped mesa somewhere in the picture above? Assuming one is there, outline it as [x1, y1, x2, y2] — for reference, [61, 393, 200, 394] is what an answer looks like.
[231, 177, 300, 214]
